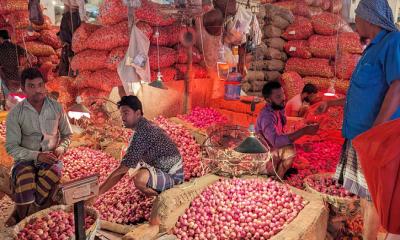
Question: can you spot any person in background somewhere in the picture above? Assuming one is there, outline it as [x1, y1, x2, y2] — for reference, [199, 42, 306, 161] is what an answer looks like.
[94, 96, 184, 199]
[58, 0, 86, 76]
[285, 83, 318, 118]
[5, 68, 73, 225]
[256, 81, 319, 179]
[0, 30, 26, 99]
[317, 0, 400, 239]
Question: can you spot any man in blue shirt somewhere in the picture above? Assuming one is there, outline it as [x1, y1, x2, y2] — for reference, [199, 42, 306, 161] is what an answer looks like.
[318, 0, 400, 239]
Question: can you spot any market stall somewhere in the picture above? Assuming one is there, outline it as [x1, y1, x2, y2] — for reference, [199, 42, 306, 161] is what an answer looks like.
[1, 0, 397, 239]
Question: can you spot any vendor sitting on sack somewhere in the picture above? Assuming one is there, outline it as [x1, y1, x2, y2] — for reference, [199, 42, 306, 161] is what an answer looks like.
[95, 96, 184, 198]
[5, 68, 73, 224]
[256, 81, 319, 179]
[285, 83, 318, 118]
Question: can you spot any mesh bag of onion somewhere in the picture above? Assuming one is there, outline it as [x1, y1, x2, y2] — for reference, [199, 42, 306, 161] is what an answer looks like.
[304, 173, 361, 217]
[282, 16, 313, 41]
[12, 205, 99, 240]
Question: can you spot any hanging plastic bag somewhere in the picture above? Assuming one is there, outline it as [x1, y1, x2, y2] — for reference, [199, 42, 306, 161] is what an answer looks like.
[117, 23, 151, 95]
[225, 5, 254, 45]
[28, 0, 44, 26]
[352, 119, 400, 234]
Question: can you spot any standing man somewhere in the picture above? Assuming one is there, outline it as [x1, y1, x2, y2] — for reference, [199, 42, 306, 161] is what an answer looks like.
[285, 83, 318, 117]
[0, 30, 26, 100]
[5, 68, 73, 223]
[256, 81, 319, 179]
[58, 0, 85, 76]
[95, 96, 184, 198]
[317, 0, 400, 238]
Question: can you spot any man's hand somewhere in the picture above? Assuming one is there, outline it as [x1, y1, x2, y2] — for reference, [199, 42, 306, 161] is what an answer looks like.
[54, 147, 66, 159]
[303, 124, 320, 135]
[315, 101, 329, 114]
[37, 152, 58, 165]
[85, 196, 97, 206]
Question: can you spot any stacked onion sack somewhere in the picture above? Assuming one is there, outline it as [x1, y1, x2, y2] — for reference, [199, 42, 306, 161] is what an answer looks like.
[0, 0, 61, 77]
[70, 0, 208, 99]
[274, 0, 362, 100]
[242, 4, 294, 96]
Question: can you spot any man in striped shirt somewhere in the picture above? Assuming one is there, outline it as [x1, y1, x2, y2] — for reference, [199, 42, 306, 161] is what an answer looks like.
[5, 68, 73, 223]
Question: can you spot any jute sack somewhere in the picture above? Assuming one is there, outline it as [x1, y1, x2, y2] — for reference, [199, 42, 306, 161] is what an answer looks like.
[122, 223, 160, 240]
[151, 174, 221, 233]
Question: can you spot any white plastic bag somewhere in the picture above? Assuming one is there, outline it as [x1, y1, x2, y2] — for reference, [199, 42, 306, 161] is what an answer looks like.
[118, 23, 151, 95]
[225, 6, 255, 45]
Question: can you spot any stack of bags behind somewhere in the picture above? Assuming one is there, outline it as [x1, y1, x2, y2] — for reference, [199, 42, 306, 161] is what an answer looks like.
[242, 4, 294, 96]
[274, 0, 362, 100]
[0, 0, 62, 80]
[70, 0, 208, 104]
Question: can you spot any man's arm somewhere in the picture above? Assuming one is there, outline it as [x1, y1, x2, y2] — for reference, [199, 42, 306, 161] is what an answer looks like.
[259, 112, 292, 149]
[287, 124, 319, 142]
[58, 108, 73, 149]
[5, 110, 40, 162]
[98, 164, 129, 195]
[374, 80, 400, 126]
[316, 98, 346, 114]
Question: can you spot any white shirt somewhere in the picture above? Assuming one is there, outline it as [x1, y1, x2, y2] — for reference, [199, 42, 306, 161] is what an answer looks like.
[285, 94, 304, 117]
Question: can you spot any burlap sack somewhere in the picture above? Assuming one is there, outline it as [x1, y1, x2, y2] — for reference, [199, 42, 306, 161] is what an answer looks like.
[267, 15, 291, 30]
[122, 224, 159, 240]
[244, 71, 265, 81]
[150, 174, 221, 233]
[265, 71, 282, 81]
[251, 80, 268, 92]
[264, 25, 283, 38]
[265, 38, 286, 51]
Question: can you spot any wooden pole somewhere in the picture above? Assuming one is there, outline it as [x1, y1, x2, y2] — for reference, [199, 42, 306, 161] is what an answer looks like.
[184, 45, 193, 114]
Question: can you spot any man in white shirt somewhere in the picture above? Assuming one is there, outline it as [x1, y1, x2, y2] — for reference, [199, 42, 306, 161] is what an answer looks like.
[285, 83, 318, 117]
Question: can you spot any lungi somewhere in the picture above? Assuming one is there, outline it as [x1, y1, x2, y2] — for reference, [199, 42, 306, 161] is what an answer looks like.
[334, 139, 371, 200]
[12, 161, 62, 206]
[139, 160, 184, 193]
[265, 144, 296, 176]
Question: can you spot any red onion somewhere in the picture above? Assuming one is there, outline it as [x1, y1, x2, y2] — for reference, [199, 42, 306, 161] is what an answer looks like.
[16, 210, 95, 240]
[0, 120, 6, 142]
[306, 176, 356, 198]
[154, 116, 204, 180]
[173, 178, 306, 239]
[287, 140, 342, 189]
[178, 107, 228, 129]
[62, 147, 120, 184]
[93, 175, 154, 224]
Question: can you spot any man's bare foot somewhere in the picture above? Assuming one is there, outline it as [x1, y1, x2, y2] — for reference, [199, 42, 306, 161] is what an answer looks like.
[5, 209, 18, 227]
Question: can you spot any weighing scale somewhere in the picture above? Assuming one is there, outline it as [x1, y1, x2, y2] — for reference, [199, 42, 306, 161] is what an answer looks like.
[54, 174, 99, 240]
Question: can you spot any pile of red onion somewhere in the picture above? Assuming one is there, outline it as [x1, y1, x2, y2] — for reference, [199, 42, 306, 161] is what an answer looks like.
[306, 176, 356, 198]
[287, 140, 342, 189]
[173, 178, 306, 239]
[62, 147, 119, 183]
[178, 107, 228, 129]
[0, 120, 6, 142]
[154, 116, 203, 180]
[93, 175, 154, 224]
[16, 210, 95, 240]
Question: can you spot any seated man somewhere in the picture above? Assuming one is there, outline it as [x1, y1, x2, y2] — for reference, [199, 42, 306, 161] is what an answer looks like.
[285, 83, 318, 117]
[256, 81, 319, 179]
[95, 96, 184, 199]
[5, 68, 73, 223]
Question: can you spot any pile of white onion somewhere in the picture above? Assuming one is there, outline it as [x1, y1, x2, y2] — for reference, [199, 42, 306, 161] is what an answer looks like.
[173, 178, 306, 239]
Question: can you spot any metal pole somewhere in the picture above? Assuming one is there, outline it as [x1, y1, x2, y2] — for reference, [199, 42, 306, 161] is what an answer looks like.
[184, 45, 193, 114]
[74, 200, 86, 240]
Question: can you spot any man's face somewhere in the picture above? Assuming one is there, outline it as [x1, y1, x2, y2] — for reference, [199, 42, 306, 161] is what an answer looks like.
[23, 77, 46, 103]
[120, 106, 141, 129]
[355, 16, 371, 44]
[268, 87, 286, 110]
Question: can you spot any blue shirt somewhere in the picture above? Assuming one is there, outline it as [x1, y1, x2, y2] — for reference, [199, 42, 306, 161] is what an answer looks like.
[343, 30, 400, 139]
